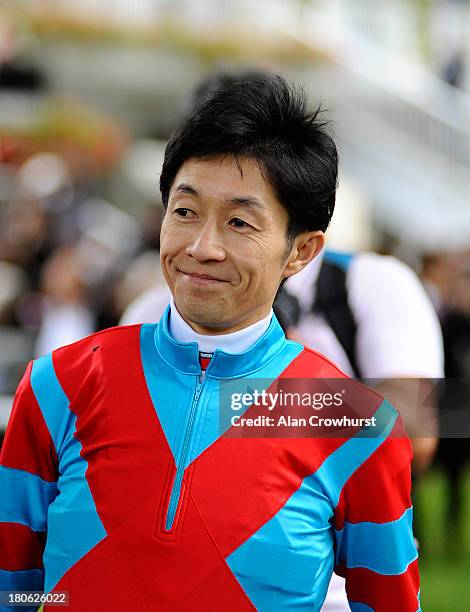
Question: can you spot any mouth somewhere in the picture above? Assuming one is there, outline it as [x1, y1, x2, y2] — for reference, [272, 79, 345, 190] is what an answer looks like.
[179, 270, 228, 285]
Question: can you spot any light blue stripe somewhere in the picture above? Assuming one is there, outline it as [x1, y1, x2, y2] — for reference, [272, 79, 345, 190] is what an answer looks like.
[30, 354, 71, 459]
[227, 400, 397, 611]
[349, 603, 374, 612]
[227, 472, 334, 611]
[324, 250, 354, 271]
[315, 400, 398, 508]
[140, 324, 196, 462]
[0, 466, 57, 532]
[29, 353, 107, 593]
[334, 507, 417, 575]
[0, 568, 44, 591]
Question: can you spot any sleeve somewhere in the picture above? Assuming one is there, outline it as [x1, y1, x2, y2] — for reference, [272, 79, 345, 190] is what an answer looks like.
[332, 411, 421, 612]
[348, 253, 444, 379]
[0, 361, 59, 601]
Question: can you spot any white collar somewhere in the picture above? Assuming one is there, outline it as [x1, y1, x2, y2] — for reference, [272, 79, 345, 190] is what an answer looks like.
[169, 296, 273, 354]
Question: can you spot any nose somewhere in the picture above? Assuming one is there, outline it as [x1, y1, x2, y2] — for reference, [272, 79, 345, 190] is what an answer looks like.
[185, 220, 226, 262]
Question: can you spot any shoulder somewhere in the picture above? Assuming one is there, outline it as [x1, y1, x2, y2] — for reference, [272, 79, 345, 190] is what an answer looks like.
[346, 252, 444, 376]
[52, 324, 143, 359]
[298, 345, 350, 378]
[32, 325, 145, 401]
[349, 251, 422, 289]
[348, 251, 436, 319]
[287, 341, 362, 383]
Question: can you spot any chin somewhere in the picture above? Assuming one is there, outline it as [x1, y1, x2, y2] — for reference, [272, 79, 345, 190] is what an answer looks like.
[191, 312, 230, 330]
[179, 300, 230, 328]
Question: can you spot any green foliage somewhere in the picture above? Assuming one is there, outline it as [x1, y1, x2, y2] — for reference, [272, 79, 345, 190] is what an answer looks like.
[415, 466, 470, 611]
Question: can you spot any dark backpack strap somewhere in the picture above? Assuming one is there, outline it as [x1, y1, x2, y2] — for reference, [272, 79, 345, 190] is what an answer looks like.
[273, 284, 301, 333]
[313, 255, 362, 378]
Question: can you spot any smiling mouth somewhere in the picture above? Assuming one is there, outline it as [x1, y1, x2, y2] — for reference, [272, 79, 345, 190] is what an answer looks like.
[180, 270, 228, 284]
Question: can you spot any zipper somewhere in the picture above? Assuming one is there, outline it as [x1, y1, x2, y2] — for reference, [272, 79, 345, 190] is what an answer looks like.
[165, 378, 204, 531]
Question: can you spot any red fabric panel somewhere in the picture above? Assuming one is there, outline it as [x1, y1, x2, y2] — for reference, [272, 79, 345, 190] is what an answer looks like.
[43, 536, 149, 612]
[0, 361, 58, 482]
[0, 522, 46, 570]
[50, 493, 256, 611]
[340, 559, 420, 612]
[52, 325, 175, 534]
[334, 416, 412, 529]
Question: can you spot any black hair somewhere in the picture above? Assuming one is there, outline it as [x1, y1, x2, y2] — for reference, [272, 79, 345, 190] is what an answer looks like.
[186, 68, 271, 112]
[160, 73, 338, 252]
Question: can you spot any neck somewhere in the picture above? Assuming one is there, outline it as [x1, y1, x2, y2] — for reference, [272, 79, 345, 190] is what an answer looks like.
[184, 312, 272, 336]
[169, 297, 273, 354]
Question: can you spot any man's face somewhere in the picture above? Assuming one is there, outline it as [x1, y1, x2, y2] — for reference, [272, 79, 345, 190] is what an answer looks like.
[160, 155, 323, 334]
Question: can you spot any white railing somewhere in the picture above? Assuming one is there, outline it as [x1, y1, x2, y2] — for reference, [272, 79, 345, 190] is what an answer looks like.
[277, 2, 470, 172]
[151, 0, 470, 172]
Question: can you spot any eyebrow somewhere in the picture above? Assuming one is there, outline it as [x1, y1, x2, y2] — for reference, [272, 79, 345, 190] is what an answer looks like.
[174, 183, 198, 196]
[173, 183, 265, 212]
[229, 196, 265, 211]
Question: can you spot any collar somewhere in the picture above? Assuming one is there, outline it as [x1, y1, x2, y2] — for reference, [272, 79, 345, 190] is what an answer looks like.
[154, 303, 287, 378]
[169, 296, 273, 354]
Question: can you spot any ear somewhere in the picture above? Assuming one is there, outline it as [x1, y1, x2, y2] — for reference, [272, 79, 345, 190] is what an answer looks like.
[282, 231, 325, 279]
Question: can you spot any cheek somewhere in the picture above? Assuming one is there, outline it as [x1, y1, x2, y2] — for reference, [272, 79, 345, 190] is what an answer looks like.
[238, 240, 284, 281]
[160, 225, 186, 258]
[159, 225, 171, 255]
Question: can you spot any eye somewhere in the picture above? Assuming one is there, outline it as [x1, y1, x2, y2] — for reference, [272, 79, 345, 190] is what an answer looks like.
[229, 217, 250, 229]
[174, 208, 195, 218]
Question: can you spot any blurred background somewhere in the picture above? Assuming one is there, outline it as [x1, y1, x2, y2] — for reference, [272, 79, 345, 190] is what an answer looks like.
[1, 1, 470, 609]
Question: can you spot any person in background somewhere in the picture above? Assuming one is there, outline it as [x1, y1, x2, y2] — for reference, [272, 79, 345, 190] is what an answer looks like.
[421, 249, 470, 551]
[284, 249, 443, 475]
[34, 246, 95, 358]
[281, 247, 443, 609]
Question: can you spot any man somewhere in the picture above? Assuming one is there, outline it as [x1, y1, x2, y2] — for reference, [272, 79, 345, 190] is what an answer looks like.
[284, 249, 442, 468]
[0, 76, 419, 610]
[283, 248, 442, 610]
